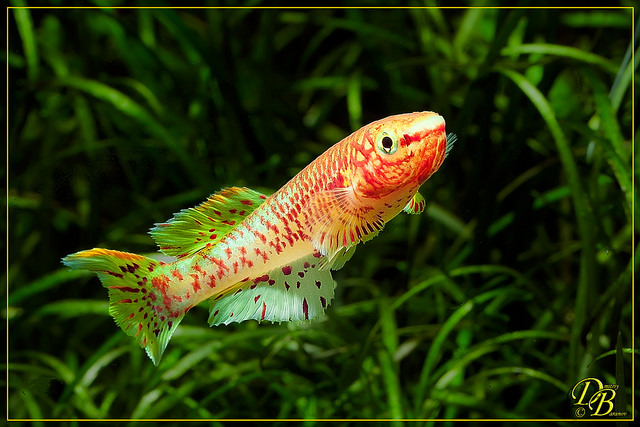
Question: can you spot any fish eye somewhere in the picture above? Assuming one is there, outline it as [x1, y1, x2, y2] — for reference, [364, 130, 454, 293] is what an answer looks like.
[376, 131, 398, 155]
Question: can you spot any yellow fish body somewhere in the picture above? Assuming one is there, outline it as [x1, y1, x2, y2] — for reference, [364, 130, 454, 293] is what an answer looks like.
[63, 111, 455, 364]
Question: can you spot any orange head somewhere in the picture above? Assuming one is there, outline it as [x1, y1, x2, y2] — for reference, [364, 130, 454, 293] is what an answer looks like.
[349, 111, 449, 199]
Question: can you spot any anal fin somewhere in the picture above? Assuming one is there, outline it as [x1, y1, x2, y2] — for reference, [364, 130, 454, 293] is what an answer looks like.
[208, 254, 336, 326]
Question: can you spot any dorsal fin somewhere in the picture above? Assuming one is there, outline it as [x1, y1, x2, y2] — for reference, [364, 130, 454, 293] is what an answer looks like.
[149, 187, 268, 259]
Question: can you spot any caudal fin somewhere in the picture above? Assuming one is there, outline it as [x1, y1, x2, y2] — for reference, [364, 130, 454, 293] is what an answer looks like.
[62, 248, 184, 365]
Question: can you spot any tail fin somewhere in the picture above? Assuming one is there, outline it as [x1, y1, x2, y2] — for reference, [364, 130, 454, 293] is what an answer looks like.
[62, 248, 184, 365]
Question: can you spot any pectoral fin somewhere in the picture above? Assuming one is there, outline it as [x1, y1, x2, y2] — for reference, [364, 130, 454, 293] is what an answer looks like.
[304, 186, 384, 260]
[403, 191, 425, 214]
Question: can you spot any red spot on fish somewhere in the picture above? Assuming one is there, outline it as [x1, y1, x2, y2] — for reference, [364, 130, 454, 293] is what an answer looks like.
[254, 247, 269, 263]
[117, 299, 133, 304]
[210, 234, 218, 240]
[225, 247, 233, 259]
[127, 313, 135, 320]
[208, 275, 216, 288]
[229, 209, 237, 214]
[210, 256, 230, 273]
[254, 295, 260, 303]
[222, 219, 236, 226]
[213, 210, 222, 216]
[268, 279, 275, 286]
[253, 275, 269, 284]
[168, 321, 173, 329]
[137, 323, 143, 336]
[213, 310, 219, 316]
[265, 220, 279, 235]
[304, 262, 310, 268]
[234, 288, 243, 296]
[148, 264, 155, 272]
[298, 271, 305, 278]
[303, 298, 309, 320]
[285, 281, 290, 291]
[261, 302, 266, 320]
[296, 281, 301, 288]
[190, 274, 201, 292]
[259, 195, 267, 200]
[320, 296, 326, 308]
[240, 199, 253, 206]
[152, 275, 170, 293]
[315, 281, 321, 289]
[172, 269, 184, 281]
[254, 230, 267, 244]
[105, 271, 124, 279]
[109, 286, 140, 293]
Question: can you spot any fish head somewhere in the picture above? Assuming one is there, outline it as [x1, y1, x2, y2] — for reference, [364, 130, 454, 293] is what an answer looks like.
[350, 111, 448, 199]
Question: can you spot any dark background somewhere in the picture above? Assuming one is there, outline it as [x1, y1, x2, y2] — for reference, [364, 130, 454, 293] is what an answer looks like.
[7, 1, 636, 422]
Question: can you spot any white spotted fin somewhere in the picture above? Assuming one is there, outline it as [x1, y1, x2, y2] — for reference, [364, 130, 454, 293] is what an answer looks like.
[208, 253, 336, 326]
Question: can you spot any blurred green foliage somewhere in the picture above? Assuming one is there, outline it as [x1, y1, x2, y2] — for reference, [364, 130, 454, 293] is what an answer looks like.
[6, 1, 637, 422]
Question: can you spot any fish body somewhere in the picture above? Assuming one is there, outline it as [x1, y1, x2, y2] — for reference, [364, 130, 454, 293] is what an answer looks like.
[62, 111, 454, 364]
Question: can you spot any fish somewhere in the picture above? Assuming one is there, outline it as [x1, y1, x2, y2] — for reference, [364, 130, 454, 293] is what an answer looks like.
[62, 111, 455, 365]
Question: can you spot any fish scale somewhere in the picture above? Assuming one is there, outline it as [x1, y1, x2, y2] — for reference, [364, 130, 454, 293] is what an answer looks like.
[62, 111, 455, 365]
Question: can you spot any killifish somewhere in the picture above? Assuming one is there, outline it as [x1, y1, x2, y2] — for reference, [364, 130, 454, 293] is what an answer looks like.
[62, 111, 455, 365]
